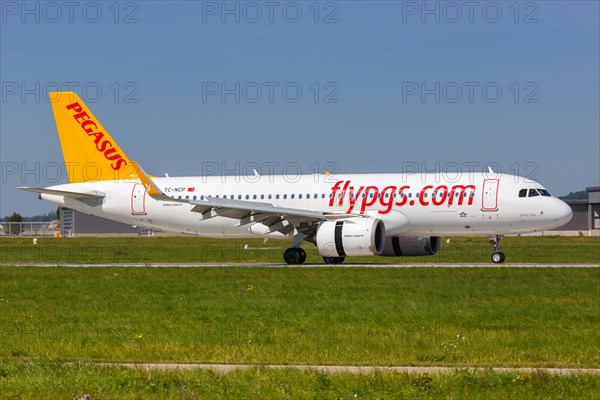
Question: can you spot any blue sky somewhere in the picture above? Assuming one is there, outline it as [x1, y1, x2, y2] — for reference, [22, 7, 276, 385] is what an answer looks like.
[1, 1, 599, 216]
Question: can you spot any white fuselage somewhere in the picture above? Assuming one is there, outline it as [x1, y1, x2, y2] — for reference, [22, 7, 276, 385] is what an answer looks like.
[40, 172, 573, 238]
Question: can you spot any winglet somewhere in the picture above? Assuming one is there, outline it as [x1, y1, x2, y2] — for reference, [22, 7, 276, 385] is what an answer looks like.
[130, 162, 170, 200]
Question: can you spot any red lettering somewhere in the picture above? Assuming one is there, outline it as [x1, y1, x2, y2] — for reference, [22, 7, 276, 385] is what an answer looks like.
[449, 185, 476, 206]
[378, 186, 396, 214]
[329, 181, 344, 207]
[105, 147, 125, 160]
[419, 185, 433, 206]
[81, 120, 97, 134]
[333, 182, 477, 213]
[360, 186, 379, 214]
[394, 186, 410, 207]
[112, 158, 127, 171]
[67, 104, 129, 176]
[87, 131, 104, 145]
[73, 111, 90, 124]
[339, 181, 350, 206]
[431, 185, 448, 206]
[65, 102, 83, 113]
[346, 186, 364, 214]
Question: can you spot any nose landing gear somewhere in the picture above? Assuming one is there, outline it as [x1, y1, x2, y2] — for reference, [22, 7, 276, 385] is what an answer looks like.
[489, 235, 505, 264]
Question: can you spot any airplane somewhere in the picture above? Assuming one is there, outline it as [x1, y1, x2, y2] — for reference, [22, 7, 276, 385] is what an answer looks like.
[19, 92, 573, 265]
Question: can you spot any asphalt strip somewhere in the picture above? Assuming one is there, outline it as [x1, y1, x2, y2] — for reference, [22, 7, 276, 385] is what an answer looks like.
[98, 363, 600, 375]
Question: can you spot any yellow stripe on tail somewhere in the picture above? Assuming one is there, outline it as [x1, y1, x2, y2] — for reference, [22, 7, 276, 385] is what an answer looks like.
[50, 92, 138, 183]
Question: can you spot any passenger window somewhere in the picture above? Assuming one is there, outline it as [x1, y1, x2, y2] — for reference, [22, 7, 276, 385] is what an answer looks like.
[261, 194, 264, 200]
[276, 194, 280, 199]
[529, 189, 539, 197]
[268, 194, 272, 199]
[253, 195, 257, 200]
[246, 195, 250, 200]
[519, 189, 527, 198]
[291, 194, 295, 199]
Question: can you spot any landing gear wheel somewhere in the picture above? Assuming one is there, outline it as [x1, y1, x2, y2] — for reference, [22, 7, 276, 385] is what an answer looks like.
[323, 256, 345, 265]
[283, 248, 306, 265]
[489, 235, 505, 264]
[491, 252, 505, 264]
[298, 248, 307, 264]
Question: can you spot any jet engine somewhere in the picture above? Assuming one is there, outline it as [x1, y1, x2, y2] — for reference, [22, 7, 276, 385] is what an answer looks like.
[315, 218, 386, 257]
[380, 236, 441, 257]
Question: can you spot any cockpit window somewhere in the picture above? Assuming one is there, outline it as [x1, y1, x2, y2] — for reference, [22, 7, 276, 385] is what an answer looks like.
[528, 189, 540, 197]
[538, 189, 551, 197]
[519, 189, 527, 198]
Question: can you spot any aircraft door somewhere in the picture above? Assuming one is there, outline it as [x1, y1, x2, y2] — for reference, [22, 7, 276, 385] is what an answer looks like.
[482, 179, 499, 211]
[131, 183, 147, 215]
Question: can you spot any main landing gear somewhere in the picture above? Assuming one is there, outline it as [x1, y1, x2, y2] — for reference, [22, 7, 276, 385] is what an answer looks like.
[283, 247, 306, 265]
[282, 248, 345, 265]
[489, 234, 505, 264]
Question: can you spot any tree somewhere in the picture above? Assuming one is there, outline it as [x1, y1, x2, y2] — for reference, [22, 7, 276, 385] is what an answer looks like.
[7, 212, 22, 235]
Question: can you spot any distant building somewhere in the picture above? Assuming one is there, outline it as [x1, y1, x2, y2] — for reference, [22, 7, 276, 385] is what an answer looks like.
[556, 187, 600, 235]
[60, 208, 152, 236]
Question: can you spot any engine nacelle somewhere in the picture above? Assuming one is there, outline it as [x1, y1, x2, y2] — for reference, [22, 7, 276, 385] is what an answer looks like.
[316, 218, 386, 257]
[381, 236, 441, 257]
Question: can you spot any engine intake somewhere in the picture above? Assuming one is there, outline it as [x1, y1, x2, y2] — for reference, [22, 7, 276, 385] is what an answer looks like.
[316, 218, 386, 257]
[381, 236, 441, 257]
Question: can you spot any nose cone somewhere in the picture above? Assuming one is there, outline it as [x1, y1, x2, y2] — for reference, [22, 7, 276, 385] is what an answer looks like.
[550, 199, 573, 228]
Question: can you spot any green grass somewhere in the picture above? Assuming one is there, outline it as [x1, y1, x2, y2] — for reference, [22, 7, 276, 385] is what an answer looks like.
[1, 267, 598, 368]
[1, 362, 599, 399]
[1, 235, 599, 264]
[1, 237, 598, 398]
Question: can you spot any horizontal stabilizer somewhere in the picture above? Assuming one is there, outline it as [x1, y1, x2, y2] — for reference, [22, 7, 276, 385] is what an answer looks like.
[17, 187, 105, 200]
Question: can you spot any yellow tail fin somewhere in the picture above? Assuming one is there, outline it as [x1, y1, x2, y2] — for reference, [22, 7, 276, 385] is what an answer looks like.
[50, 92, 138, 183]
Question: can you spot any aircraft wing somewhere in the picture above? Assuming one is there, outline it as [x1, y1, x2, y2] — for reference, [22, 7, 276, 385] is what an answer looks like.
[188, 197, 324, 219]
[17, 187, 106, 200]
[132, 161, 345, 236]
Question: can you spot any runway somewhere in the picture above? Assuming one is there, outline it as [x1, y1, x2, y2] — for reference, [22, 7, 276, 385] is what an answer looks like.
[100, 362, 600, 375]
[2, 263, 599, 268]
